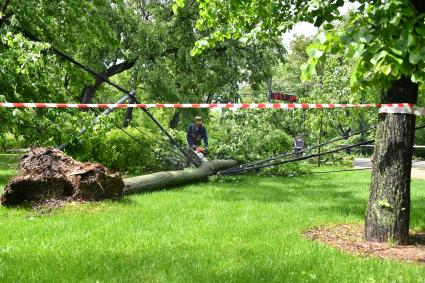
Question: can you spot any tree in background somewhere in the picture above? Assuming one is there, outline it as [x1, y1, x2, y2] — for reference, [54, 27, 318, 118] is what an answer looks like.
[0, 0, 283, 148]
[190, 0, 425, 244]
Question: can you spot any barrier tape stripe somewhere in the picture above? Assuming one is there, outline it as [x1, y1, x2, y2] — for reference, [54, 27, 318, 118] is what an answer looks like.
[0, 102, 416, 109]
[379, 105, 425, 116]
[0, 102, 423, 115]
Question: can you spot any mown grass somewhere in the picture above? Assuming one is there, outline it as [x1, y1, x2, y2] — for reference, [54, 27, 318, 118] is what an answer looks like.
[1, 156, 425, 282]
[0, 154, 19, 186]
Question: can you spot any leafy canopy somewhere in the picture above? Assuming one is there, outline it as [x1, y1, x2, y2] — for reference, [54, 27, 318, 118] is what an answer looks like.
[189, 0, 425, 93]
[1, 0, 286, 158]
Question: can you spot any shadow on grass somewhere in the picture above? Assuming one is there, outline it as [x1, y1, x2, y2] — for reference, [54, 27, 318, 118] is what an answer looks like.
[117, 196, 140, 205]
[120, 172, 372, 219]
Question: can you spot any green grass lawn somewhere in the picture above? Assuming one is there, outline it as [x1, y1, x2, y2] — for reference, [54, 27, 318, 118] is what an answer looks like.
[1, 156, 425, 282]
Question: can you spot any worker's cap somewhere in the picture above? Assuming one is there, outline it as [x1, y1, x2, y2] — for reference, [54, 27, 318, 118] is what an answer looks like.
[194, 116, 202, 121]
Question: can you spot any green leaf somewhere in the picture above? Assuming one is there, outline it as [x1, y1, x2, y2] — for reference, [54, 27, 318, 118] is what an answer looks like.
[175, 0, 185, 8]
[370, 50, 388, 66]
[315, 32, 327, 45]
[323, 23, 334, 30]
[411, 71, 425, 83]
[300, 63, 309, 82]
[390, 47, 403, 57]
[389, 12, 401, 26]
[172, 4, 179, 15]
[407, 34, 416, 48]
[307, 48, 324, 59]
[380, 64, 391, 76]
[409, 47, 425, 65]
[350, 72, 360, 88]
[300, 62, 316, 82]
[387, 53, 403, 65]
[358, 33, 373, 43]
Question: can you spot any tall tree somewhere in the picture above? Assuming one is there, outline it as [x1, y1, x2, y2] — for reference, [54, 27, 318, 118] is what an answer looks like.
[191, 0, 425, 244]
[0, 0, 282, 145]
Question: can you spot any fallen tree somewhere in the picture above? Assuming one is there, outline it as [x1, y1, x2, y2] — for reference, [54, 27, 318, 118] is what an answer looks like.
[0, 148, 237, 205]
[123, 160, 238, 195]
[1, 148, 124, 206]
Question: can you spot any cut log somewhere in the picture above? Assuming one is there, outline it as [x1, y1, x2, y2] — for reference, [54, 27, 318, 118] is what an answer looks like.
[123, 160, 238, 195]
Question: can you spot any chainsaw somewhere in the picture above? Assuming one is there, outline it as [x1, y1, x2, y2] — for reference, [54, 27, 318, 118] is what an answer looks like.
[190, 146, 208, 164]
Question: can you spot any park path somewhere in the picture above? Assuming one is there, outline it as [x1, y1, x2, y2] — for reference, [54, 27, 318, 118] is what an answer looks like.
[353, 158, 425, 180]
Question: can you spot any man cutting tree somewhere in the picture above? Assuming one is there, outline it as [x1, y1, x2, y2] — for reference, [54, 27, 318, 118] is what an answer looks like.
[186, 116, 208, 165]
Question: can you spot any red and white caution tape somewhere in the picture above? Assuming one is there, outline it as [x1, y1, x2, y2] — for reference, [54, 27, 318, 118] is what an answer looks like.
[379, 105, 425, 116]
[0, 102, 423, 115]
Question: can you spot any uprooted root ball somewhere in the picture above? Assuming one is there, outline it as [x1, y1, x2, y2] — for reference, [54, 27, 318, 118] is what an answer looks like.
[1, 147, 124, 206]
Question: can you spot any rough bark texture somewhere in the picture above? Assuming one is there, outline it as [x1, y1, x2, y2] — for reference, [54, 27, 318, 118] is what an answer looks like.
[365, 76, 418, 244]
[123, 160, 238, 195]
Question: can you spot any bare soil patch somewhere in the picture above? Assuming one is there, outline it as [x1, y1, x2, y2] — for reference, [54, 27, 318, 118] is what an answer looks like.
[304, 224, 425, 264]
[1, 147, 123, 206]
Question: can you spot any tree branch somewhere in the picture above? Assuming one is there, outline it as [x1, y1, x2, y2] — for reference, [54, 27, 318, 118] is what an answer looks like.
[0, 0, 12, 24]
[81, 59, 136, 103]
[1, 0, 9, 15]
[412, 0, 425, 14]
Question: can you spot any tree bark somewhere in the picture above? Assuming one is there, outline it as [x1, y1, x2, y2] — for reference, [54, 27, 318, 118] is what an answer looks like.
[365, 76, 418, 244]
[0, 0, 12, 23]
[1, 0, 9, 15]
[81, 60, 136, 103]
[169, 110, 180, 129]
[123, 97, 135, 128]
[123, 159, 238, 195]
[317, 113, 323, 167]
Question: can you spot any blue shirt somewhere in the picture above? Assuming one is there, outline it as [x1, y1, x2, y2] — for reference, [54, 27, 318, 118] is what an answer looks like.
[187, 124, 208, 147]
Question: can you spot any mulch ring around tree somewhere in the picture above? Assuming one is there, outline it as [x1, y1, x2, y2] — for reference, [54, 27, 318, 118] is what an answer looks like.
[304, 224, 425, 264]
[0, 147, 124, 208]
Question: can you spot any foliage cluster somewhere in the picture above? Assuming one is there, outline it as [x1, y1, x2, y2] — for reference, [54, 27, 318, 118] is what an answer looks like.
[206, 110, 304, 176]
[0, 0, 284, 162]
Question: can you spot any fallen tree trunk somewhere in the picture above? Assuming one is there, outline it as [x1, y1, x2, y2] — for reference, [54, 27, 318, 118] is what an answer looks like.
[123, 160, 238, 195]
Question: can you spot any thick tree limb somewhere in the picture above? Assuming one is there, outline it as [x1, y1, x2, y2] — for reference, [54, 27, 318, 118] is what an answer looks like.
[123, 160, 238, 195]
[80, 47, 180, 103]
[81, 60, 136, 103]
[1, 0, 9, 15]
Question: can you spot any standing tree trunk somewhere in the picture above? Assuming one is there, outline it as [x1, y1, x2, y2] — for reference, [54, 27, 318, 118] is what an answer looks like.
[317, 113, 323, 167]
[169, 110, 180, 129]
[365, 76, 418, 244]
[267, 78, 272, 102]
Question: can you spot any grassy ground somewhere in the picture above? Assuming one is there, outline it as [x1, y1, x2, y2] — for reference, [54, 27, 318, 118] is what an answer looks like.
[0, 154, 18, 186]
[1, 156, 425, 282]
